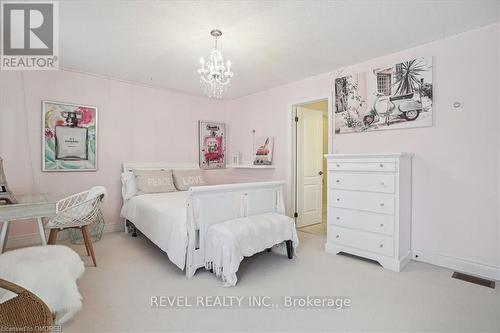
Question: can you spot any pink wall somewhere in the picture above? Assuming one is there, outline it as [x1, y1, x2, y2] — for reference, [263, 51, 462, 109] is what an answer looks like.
[225, 24, 500, 272]
[0, 70, 225, 236]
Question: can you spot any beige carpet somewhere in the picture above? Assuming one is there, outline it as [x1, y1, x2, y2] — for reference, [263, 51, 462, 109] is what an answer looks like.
[63, 231, 499, 332]
[298, 222, 327, 235]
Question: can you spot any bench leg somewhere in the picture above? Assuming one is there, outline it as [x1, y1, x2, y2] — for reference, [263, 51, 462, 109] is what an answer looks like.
[285, 240, 293, 259]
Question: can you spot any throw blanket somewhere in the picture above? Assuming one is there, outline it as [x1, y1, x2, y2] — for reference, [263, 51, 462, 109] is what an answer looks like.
[205, 213, 298, 287]
[0, 245, 85, 324]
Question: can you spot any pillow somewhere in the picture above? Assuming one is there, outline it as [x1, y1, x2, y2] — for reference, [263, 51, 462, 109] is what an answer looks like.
[133, 169, 176, 194]
[121, 171, 137, 200]
[172, 169, 208, 191]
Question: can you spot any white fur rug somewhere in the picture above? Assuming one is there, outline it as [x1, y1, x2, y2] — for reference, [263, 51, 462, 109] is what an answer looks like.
[0, 245, 85, 324]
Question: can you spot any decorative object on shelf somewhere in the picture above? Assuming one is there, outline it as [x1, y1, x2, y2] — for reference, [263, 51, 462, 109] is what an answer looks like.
[42, 101, 98, 171]
[0, 157, 17, 204]
[199, 121, 226, 169]
[231, 152, 241, 165]
[253, 136, 274, 166]
[197, 29, 234, 99]
[334, 56, 433, 134]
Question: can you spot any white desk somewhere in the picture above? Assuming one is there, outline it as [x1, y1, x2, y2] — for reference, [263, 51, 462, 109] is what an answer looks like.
[0, 194, 57, 253]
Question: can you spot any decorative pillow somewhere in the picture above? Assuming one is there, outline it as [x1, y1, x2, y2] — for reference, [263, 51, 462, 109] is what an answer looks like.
[172, 169, 208, 191]
[133, 169, 176, 194]
[121, 171, 137, 200]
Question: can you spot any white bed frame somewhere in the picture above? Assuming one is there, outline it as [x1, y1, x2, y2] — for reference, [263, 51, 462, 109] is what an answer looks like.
[122, 162, 286, 277]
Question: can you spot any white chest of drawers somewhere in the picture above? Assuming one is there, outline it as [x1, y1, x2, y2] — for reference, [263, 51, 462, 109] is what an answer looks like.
[324, 153, 413, 272]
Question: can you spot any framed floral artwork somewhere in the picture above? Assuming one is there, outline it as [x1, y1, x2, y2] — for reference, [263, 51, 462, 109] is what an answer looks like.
[42, 100, 98, 171]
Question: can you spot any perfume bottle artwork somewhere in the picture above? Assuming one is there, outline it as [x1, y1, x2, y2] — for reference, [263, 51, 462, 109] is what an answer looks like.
[43, 101, 97, 171]
[55, 111, 89, 161]
[199, 121, 226, 169]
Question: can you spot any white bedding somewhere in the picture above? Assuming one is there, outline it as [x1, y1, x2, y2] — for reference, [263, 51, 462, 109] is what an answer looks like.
[120, 191, 189, 269]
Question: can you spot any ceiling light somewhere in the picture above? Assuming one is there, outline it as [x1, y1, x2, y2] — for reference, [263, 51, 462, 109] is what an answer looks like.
[197, 29, 234, 99]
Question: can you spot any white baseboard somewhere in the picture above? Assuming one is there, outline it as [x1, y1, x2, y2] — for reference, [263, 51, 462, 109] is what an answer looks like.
[412, 250, 500, 282]
[5, 223, 124, 250]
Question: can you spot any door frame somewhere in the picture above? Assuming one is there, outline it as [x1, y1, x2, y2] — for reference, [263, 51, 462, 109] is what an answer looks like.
[287, 94, 334, 221]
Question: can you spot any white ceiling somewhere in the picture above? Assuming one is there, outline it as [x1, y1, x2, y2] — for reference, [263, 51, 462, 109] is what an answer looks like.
[59, 0, 500, 100]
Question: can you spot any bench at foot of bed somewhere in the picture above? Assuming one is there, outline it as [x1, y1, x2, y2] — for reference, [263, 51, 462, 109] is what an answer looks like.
[204, 213, 299, 287]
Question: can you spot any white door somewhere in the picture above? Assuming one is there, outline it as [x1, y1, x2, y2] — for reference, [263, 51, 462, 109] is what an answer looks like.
[296, 106, 324, 227]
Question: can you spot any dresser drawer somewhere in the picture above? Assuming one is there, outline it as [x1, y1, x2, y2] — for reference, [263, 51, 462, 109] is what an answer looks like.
[328, 225, 394, 257]
[328, 162, 396, 172]
[330, 189, 395, 215]
[329, 208, 394, 235]
[330, 172, 395, 193]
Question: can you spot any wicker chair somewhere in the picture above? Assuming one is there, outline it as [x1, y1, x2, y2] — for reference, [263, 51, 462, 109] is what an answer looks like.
[45, 186, 106, 267]
[0, 279, 53, 333]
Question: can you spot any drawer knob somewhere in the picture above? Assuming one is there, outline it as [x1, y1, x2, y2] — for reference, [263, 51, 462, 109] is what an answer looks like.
[336, 179, 340, 183]
[336, 235, 340, 238]
[379, 164, 384, 168]
[380, 203, 385, 207]
[380, 223, 384, 227]
[336, 216, 340, 220]
[336, 164, 340, 167]
[379, 244, 384, 248]
[336, 198, 340, 201]
[380, 182, 385, 186]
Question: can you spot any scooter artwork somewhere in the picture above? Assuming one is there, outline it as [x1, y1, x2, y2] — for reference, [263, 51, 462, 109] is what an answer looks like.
[362, 90, 427, 127]
[334, 56, 433, 134]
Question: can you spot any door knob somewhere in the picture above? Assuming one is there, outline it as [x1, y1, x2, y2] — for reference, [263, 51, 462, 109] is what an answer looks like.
[318, 171, 323, 175]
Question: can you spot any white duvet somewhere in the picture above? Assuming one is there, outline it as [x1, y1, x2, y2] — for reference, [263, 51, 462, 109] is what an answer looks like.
[120, 191, 189, 269]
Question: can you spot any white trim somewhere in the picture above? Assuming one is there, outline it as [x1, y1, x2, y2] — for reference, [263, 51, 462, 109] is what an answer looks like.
[413, 250, 500, 281]
[122, 162, 199, 172]
[287, 94, 333, 219]
[226, 164, 275, 169]
[324, 152, 414, 159]
[4, 223, 123, 250]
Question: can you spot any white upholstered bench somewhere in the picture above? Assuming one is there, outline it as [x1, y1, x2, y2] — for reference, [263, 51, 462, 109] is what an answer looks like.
[204, 212, 298, 287]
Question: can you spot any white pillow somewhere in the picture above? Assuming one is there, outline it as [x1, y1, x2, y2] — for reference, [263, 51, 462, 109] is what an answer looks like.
[121, 171, 137, 200]
[133, 169, 177, 194]
[172, 169, 208, 191]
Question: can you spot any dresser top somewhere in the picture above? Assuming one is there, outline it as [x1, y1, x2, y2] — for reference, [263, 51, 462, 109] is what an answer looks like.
[324, 152, 413, 159]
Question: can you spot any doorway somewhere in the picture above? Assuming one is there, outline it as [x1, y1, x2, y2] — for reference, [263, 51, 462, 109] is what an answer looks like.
[292, 98, 330, 235]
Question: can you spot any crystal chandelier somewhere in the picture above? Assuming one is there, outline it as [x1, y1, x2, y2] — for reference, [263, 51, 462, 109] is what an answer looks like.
[198, 29, 234, 99]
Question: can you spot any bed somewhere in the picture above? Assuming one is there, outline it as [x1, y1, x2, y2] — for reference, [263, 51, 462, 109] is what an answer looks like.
[120, 162, 286, 277]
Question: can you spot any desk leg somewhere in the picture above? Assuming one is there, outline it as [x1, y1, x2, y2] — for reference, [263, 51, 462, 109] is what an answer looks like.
[37, 218, 47, 246]
[0, 221, 10, 253]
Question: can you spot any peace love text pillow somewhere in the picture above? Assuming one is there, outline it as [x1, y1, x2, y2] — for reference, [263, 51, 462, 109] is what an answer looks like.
[172, 169, 208, 191]
[133, 169, 176, 194]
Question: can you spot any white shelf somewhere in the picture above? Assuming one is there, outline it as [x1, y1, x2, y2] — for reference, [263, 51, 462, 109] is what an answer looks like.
[227, 164, 275, 169]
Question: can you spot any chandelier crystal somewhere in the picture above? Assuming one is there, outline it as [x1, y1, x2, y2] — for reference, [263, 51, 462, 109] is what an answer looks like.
[197, 29, 234, 99]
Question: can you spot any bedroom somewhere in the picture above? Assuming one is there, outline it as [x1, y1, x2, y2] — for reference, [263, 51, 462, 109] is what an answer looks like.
[0, 1, 499, 332]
